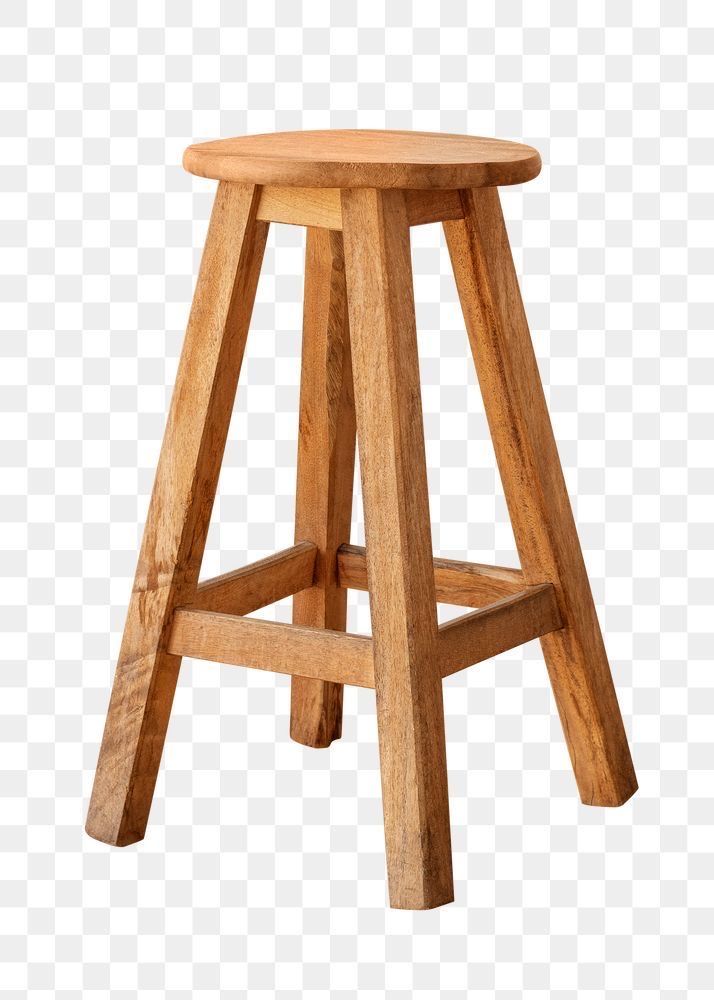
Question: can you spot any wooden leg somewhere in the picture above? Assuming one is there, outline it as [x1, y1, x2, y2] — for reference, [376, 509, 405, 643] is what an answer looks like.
[86, 183, 268, 846]
[341, 188, 453, 909]
[290, 228, 357, 748]
[444, 187, 637, 807]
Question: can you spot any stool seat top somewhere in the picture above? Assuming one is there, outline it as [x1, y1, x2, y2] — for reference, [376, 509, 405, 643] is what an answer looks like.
[183, 129, 541, 190]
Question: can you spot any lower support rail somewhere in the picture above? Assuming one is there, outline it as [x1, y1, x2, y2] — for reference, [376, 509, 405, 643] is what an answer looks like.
[438, 584, 563, 678]
[337, 543, 525, 605]
[167, 582, 563, 688]
[168, 608, 375, 688]
[193, 540, 317, 614]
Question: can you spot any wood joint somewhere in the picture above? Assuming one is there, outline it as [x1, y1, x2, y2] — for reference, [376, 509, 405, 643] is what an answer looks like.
[192, 541, 317, 615]
[167, 574, 562, 690]
[438, 583, 563, 678]
[256, 186, 465, 231]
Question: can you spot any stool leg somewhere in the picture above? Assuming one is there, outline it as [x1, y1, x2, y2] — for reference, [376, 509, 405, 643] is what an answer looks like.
[444, 187, 637, 807]
[290, 228, 357, 747]
[342, 188, 453, 909]
[86, 183, 268, 845]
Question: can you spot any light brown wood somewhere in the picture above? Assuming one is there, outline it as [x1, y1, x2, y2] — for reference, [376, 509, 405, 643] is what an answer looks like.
[193, 541, 317, 615]
[170, 585, 563, 688]
[256, 186, 464, 231]
[444, 187, 637, 807]
[168, 609, 374, 688]
[341, 186, 453, 910]
[90, 128, 636, 912]
[404, 188, 464, 227]
[184, 129, 541, 190]
[85, 182, 268, 847]
[337, 543, 524, 605]
[438, 584, 562, 678]
[257, 186, 342, 230]
[290, 228, 357, 747]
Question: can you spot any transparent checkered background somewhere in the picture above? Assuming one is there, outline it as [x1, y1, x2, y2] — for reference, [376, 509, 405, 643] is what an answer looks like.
[2, 1, 714, 995]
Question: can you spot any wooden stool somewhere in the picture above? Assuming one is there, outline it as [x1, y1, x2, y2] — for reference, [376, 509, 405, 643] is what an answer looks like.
[86, 130, 638, 909]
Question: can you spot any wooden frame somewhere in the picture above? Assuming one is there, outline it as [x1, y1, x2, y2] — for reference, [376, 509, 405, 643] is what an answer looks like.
[162, 548, 563, 691]
[88, 165, 637, 910]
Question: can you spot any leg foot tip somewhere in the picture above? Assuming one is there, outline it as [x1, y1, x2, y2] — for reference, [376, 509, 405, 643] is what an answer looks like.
[290, 729, 341, 749]
[581, 778, 638, 809]
[389, 891, 455, 911]
[85, 820, 145, 848]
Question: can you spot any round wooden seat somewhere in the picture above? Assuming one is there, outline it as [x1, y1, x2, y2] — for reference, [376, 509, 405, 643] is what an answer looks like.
[183, 129, 541, 190]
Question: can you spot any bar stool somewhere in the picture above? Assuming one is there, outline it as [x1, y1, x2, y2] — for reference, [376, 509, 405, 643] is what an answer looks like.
[86, 130, 638, 909]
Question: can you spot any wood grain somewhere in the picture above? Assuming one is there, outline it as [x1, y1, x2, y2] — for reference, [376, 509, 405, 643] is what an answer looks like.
[257, 186, 342, 230]
[444, 187, 637, 807]
[342, 186, 453, 909]
[404, 188, 464, 226]
[290, 228, 357, 748]
[256, 186, 464, 231]
[168, 609, 374, 688]
[184, 129, 541, 190]
[193, 541, 317, 615]
[86, 182, 268, 846]
[337, 543, 524, 605]
[170, 586, 560, 688]
[438, 584, 562, 677]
